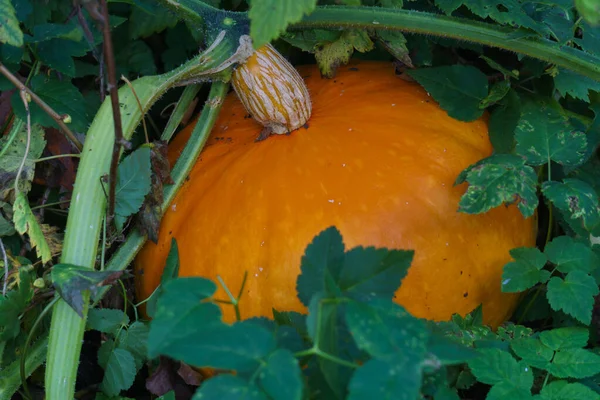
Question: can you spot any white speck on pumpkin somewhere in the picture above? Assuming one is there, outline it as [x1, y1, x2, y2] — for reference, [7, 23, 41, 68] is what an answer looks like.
[171, 204, 177, 212]
[328, 199, 334, 203]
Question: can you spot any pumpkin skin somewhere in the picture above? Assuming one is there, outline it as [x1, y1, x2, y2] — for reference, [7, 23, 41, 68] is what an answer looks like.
[134, 60, 537, 328]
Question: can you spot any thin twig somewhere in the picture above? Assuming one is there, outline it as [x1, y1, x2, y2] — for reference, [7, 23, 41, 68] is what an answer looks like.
[1, 238, 8, 296]
[99, 0, 126, 225]
[15, 90, 32, 193]
[121, 76, 149, 143]
[0, 63, 83, 151]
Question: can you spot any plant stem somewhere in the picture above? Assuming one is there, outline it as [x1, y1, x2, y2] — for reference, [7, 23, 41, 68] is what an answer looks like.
[292, 7, 600, 82]
[35, 154, 81, 163]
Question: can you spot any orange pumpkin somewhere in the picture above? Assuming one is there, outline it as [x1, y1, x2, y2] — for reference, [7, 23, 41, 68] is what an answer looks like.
[134, 60, 537, 328]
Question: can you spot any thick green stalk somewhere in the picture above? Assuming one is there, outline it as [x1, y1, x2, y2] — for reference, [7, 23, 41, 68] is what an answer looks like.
[293, 7, 600, 81]
[45, 39, 237, 400]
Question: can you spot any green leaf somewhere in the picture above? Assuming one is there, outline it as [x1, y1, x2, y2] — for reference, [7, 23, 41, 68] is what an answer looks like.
[147, 277, 219, 358]
[501, 247, 549, 292]
[538, 380, 600, 400]
[489, 90, 521, 154]
[297, 226, 344, 307]
[574, 21, 600, 56]
[0, 0, 23, 46]
[87, 308, 129, 335]
[117, 321, 149, 371]
[314, 29, 374, 78]
[51, 263, 119, 317]
[0, 268, 33, 340]
[281, 29, 340, 53]
[99, 348, 136, 397]
[548, 348, 600, 379]
[554, 68, 600, 102]
[426, 333, 478, 365]
[115, 40, 157, 76]
[544, 236, 599, 274]
[129, 0, 177, 39]
[480, 80, 511, 108]
[576, 0, 600, 25]
[468, 348, 533, 389]
[249, 0, 317, 49]
[36, 38, 90, 77]
[542, 179, 600, 232]
[11, 75, 90, 132]
[339, 246, 414, 303]
[30, 22, 83, 42]
[515, 101, 587, 167]
[0, 122, 46, 197]
[258, 349, 304, 400]
[146, 238, 180, 318]
[13, 193, 52, 263]
[374, 30, 411, 66]
[407, 65, 488, 121]
[457, 154, 538, 217]
[546, 271, 599, 325]
[192, 375, 267, 400]
[345, 300, 428, 361]
[510, 337, 553, 370]
[114, 146, 152, 231]
[539, 327, 589, 350]
[347, 358, 422, 400]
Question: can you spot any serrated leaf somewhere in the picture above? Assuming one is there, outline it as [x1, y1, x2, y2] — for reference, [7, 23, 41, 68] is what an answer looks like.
[489, 89, 521, 154]
[315, 29, 374, 78]
[248, 0, 317, 49]
[0, 268, 33, 340]
[339, 246, 414, 303]
[554, 68, 600, 102]
[548, 348, 600, 379]
[539, 327, 589, 350]
[99, 348, 136, 397]
[347, 358, 422, 400]
[426, 333, 478, 365]
[97, 339, 114, 370]
[87, 308, 129, 334]
[515, 101, 587, 167]
[51, 263, 120, 317]
[542, 179, 600, 232]
[192, 375, 268, 400]
[510, 337, 553, 370]
[0, 122, 46, 197]
[544, 236, 599, 274]
[13, 193, 52, 263]
[457, 154, 538, 217]
[36, 38, 90, 77]
[258, 349, 303, 400]
[539, 380, 600, 400]
[11, 75, 89, 132]
[0, 0, 23, 46]
[297, 226, 344, 307]
[546, 271, 599, 324]
[468, 348, 533, 390]
[30, 22, 83, 42]
[407, 65, 488, 121]
[117, 321, 149, 371]
[501, 247, 549, 292]
[114, 146, 152, 231]
[574, 21, 600, 56]
[345, 299, 428, 361]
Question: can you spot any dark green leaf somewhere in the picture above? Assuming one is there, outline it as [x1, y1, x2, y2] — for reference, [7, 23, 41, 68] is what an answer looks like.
[542, 179, 600, 232]
[99, 348, 136, 397]
[501, 247, 549, 292]
[297, 226, 344, 307]
[347, 358, 422, 400]
[538, 380, 600, 400]
[87, 308, 129, 335]
[544, 236, 599, 274]
[115, 40, 156, 76]
[117, 321, 149, 371]
[510, 337, 553, 370]
[0, 0, 24, 46]
[114, 146, 152, 231]
[515, 101, 587, 167]
[281, 29, 341, 53]
[192, 375, 267, 400]
[11, 75, 89, 132]
[480, 80, 511, 108]
[546, 271, 599, 325]
[130, 0, 177, 38]
[345, 299, 427, 361]
[554, 68, 600, 102]
[407, 65, 488, 121]
[249, 0, 317, 48]
[51, 264, 121, 317]
[457, 154, 538, 217]
[339, 247, 413, 302]
[426, 333, 477, 365]
[258, 349, 304, 400]
[468, 348, 533, 392]
[574, 21, 600, 56]
[0, 268, 33, 340]
[539, 327, 589, 350]
[36, 38, 90, 77]
[549, 348, 600, 379]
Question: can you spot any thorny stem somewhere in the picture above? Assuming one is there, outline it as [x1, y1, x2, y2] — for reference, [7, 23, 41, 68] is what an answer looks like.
[0, 63, 83, 150]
